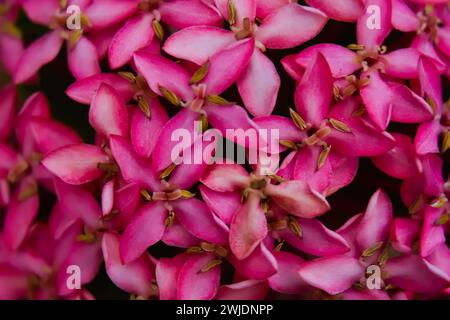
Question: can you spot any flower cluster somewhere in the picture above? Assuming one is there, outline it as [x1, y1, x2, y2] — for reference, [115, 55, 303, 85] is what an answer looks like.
[0, 0, 449, 300]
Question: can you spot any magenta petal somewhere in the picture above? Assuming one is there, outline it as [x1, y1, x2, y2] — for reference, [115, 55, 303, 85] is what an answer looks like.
[203, 38, 255, 95]
[256, 4, 327, 49]
[356, 0, 392, 48]
[67, 36, 100, 80]
[390, 218, 421, 254]
[29, 118, 83, 154]
[4, 177, 39, 250]
[356, 189, 393, 251]
[109, 135, 160, 191]
[172, 198, 229, 245]
[422, 154, 444, 197]
[109, 13, 154, 69]
[391, 0, 420, 32]
[201, 163, 250, 192]
[371, 133, 421, 179]
[230, 191, 268, 260]
[231, 243, 278, 280]
[14, 31, 63, 84]
[89, 84, 129, 138]
[22, 0, 59, 25]
[133, 52, 193, 101]
[280, 217, 350, 257]
[265, 181, 330, 218]
[101, 180, 115, 216]
[0, 35, 24, 75]
[102, 232, 154, 297]
[384, 48, 421, 79]
[0, 265, 28, 299]
[84, 0, 137, 30]
[214, 0, 256, 29]
[215, 280, 268, 300]
[295, 53, 333, 128]
[0, 85, 16, 141]
[199, 185, 242, 225]
[42, 144, 108, 185]
[66, 73, 134, 105]
[237, 48, 280, 117]
[418, 55, 443, 111]
[269, 251, 307, 294]
[54, 179, 102, 229]
[108, 183, 141, 231]
[151, 108, 200, 172]
[293, 44, 360, 78]
[414, 120, 441, 155]
[177, 253, 221, 300]
[298, 256, 364, 295]
[305, 0, 363, 22]
[120, 201, 167, 264]
[163, 26, 235, 65]
[159, 0, 223, 29]
[420, 207, 446, 257]
[156, 254, 188, 300]
[359, 70, 393, 131]
[161, 219, 200, 248]
[389, 83, 433, 123]
[384, 255, 449, 293]
[130, 99, 169, 159]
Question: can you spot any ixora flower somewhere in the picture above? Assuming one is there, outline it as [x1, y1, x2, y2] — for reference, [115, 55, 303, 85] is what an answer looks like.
[298, 189, 450, 298]
[0, 87, 82, 251]
[14, 0, 138, 82]
[108, 0, 223, 69]
[163, 0, 328, 116]
[282, 0, 440, 131]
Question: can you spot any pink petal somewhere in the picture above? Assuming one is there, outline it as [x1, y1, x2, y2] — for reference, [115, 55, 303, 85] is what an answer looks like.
[237, 48, 280, 117]
[391, 0, 420, 32]
[418, 55, 443, 111]
[177, 253, 221, 300]
[161, 219, 200, 248]
[384, 48, 421, 79]
[102, 232, 154, 297]
[133, 52, 193, 101]
[420, 207, 446, 257]
[120, 201, 167, 263]
[414, 120, 441, 155]
[54, 179, 102, 229]
[3, 177, 39, 250]
[356, 189, 393, 251]
[199, 185, 242, 225]
[295, 52, 333, 128]
[109, 135, 160, 191]
[371, 133, 421, 179]
[280, 217, 351, 257]
[214, 0, 256, 28]
[201, 163, 250, 192]
[390, 218, 421, 254]
[298, 256, 364, 295]
[0, 34, 24, 76]
[356, 0, 392, 48]
[108, 182, 141, 231]
[29, 118, 83, 154]
[422, 154, 444, 197]
[14, 31, 63, 84]
[203, 38, 255, 95]
[89, 84, 129, 137]
[292, 44, 360, 78]
[384, 255, 449, 293]
[156, 254, 188, 300]
[215, 280, 268, 300]
[151, 108, 200, 172]
[256, 4, 328, 49]
[389, 83, 434, 123]
[67, 36, 100, 80]
[84, 0, 138, 30]
[42, 144, 108, 185]
[0, 265, 28, 299]
[66, 73, 134, 105]
[101, 180, 115, 216]
[163, 26, 235, 65]
[130, 99, 169, 159]
[22, 0, 59, 25]
[230, 191, 268, 260]
[305, 0, 363, 22]
[269, 251, 307, 294]
[172, 198, 229, 245]
[159, 0, 223, 29]
[265, 180, 330, 218]
[231, 243, 278, 280]
[109, 13, 154, 69]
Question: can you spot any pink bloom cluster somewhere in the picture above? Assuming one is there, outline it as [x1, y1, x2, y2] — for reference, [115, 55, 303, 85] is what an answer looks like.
[0, 0, 449, 300]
